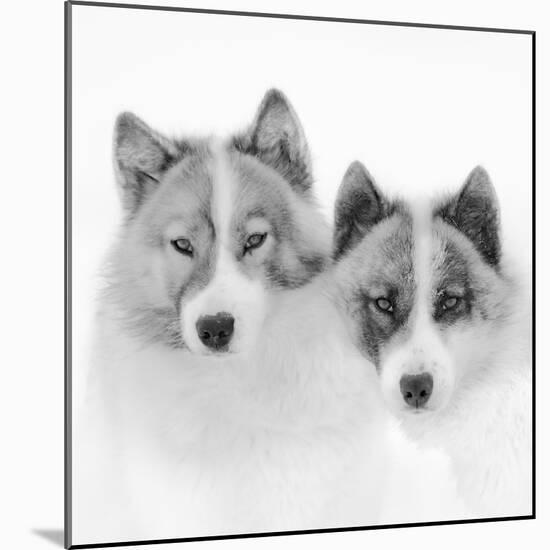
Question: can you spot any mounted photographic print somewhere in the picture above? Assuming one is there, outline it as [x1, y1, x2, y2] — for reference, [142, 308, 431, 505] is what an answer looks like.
[65, 1, 535, 547]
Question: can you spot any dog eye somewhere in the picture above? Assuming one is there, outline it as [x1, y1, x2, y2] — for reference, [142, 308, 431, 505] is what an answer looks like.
[442, 296, 460, 310]
[171, 238, 194, 256]
[244, 232, 267, 254]
[375, 297, 394, 313]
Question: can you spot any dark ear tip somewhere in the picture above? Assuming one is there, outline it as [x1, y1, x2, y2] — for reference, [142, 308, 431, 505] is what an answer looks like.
[469, 165, 490, 182]
[263, 87, 287, 101]
[345, 160, 368, 178]
[115, 111, 139, 129]
[114, 111, 144, 142]
[465, 165, 497, 198]
[342, 161, 375, 190]
[260, 88, 291, 112]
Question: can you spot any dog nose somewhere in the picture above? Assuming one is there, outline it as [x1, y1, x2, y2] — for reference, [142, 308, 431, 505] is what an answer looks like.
[399, 373, 433, 408]
[196, 313, 235, 350]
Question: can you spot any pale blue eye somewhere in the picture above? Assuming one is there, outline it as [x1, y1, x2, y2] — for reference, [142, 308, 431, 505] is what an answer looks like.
[244, 232, 267, 254]
[171, 238, 194, 256]
[443, 296, 459, 310]
[376, 297, 394, 313]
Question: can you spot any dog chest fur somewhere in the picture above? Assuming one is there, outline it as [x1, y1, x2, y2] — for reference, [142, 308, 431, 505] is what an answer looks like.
[75, 277, 389, 541]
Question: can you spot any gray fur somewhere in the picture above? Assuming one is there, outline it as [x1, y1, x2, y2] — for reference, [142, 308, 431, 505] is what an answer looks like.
[333, 161, 403, 260]
[432, 220, 513, 326]
[353, 217, 415, 366]
[334, 212, 415, 367]
[232, 89, 313, 196]
[230, 152, 328, 288]
[114, 112, 191, 214]
[435, 166, 501, 267]
[104, 145, 215, 349]
[105, 90, 328, 348]
[333, 166, 510, 371]
[431, 235, 474, 325]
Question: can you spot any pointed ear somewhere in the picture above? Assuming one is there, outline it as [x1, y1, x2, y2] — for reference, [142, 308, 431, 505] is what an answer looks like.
[235, 89, 312, 195]
[333, 161, 389, 260]
[113, 112, 182, 213]
[436, 166, 501, 266]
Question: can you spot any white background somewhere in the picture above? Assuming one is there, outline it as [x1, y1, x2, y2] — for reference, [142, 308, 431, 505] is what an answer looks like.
[0, 0, 546, 549]
[71, 4, 532, 544]
[71, 2, 532, 401]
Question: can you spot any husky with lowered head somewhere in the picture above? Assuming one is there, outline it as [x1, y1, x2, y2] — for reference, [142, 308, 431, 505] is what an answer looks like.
[331, 161, 532, 518]
[75, 91, 388, 543]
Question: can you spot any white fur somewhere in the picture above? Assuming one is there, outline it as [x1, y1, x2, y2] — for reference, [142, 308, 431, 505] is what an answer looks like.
[401, 332, 532, 518]
[362, 198, 531, 519]
[380, 202, 455, 413]
[181, 139, 267, 355]
[74, 276, 392, 544]
[390, 203, 531, 518]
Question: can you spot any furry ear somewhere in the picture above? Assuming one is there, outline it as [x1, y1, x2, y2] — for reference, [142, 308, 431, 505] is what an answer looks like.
[114, 112, 182, 212]
[235, 89, 312, 195]
[436, 166, 501, 267]
[333, 161, 389, 260]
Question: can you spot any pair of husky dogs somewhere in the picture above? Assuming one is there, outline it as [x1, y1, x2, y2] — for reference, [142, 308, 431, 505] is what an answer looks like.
[78, 89, 531, 542]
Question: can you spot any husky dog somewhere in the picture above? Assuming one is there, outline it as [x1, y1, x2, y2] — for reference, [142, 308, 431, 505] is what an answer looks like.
[331, 161, 532, 518]
[74, 91, 388, 544]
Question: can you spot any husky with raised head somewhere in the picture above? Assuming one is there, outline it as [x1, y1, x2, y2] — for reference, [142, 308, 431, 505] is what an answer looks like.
[331, 161, 532, 518]
[75, 91, 388, 544]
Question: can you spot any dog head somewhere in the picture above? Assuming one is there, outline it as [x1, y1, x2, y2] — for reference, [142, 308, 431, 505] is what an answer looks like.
[107, 89, 329, 356]
[332, 161, 510, 416]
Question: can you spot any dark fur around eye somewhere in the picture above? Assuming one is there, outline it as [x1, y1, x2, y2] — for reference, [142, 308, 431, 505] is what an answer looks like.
[433, 292, 472, 324]
[355, 290, 412, 368]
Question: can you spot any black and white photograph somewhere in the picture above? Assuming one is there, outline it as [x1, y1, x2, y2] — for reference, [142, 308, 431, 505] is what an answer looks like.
[65, 2, 533, 548]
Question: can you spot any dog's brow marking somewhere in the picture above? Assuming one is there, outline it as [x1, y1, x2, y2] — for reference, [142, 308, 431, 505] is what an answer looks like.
[210, 137, 241, 285]
[211, 137, 236, 250]
[411, 199, 433, 333]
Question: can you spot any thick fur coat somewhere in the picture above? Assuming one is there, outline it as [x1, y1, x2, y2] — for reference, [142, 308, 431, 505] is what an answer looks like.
[331, 161, 532, 519]
[74, 91, 391, 543]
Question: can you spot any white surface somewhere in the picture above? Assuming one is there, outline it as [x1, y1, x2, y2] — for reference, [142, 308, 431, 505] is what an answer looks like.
[1, 0, 546, 549]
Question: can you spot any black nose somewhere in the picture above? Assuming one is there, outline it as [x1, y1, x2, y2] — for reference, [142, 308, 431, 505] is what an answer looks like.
[399, 373, 434, 408]
[196, 313, 234, 351]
